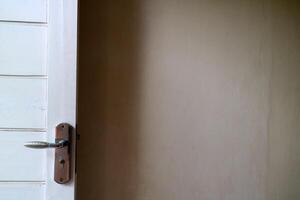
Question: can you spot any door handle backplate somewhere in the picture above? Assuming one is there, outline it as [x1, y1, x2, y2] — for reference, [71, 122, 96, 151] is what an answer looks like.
[54, 123, 72, 184]
[24, 123, 73, 184]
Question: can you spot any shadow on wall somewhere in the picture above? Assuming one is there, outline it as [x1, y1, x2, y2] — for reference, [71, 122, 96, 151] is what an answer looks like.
[77, 1, 300, 200]
[77, 0, 143, 199]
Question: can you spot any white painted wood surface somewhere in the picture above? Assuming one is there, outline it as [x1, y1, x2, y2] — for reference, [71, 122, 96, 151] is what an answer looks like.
[0, 131, 46, 181]
[0, 183, 45, 200]
[46, 1, 77, 199]
[0, 0, 47, 23]
[0, 78, 47, 129]
[0, 0, 77, 199]
[0, 23, 47, 75]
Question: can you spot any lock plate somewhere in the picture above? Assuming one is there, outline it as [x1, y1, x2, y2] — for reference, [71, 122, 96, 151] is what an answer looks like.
[54, 123, 72, 184]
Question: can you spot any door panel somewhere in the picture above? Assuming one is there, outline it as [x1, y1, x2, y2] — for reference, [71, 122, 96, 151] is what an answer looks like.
[0, 132, 45, 181]
[0, 183, 45, 200]
[0, 0, 77, 199]
[0, 0, 47, 23]
[0, 23, 47, 75]
[0, 78, 47, 129]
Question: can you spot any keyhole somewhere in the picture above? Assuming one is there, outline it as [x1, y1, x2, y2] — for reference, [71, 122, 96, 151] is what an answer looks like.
[59, 159, 65, 165]
[59, 158, 65, 171]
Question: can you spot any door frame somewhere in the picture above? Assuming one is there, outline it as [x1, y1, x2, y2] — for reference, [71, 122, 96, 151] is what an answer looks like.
[46, 0, 78, 199]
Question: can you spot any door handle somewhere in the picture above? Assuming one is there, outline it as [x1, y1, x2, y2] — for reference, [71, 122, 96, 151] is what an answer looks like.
[24, 140, 68, 149]
[24, 123, 73, 184]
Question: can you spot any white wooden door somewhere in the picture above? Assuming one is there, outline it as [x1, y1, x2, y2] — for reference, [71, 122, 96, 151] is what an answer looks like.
[0, 0, 77, 199]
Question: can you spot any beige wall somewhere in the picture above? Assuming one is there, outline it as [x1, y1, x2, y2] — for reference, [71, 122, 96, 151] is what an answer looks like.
[268, 1, 300, 199]
[77, 1, 300, 200]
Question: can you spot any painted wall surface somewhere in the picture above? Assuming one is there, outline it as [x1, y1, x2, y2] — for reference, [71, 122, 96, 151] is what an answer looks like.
[77, 1, 300, 200]
[268, 1, 300, 200]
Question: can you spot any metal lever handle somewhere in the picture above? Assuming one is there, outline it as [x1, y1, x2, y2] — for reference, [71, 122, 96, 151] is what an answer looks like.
[24, 140, 68, 149]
